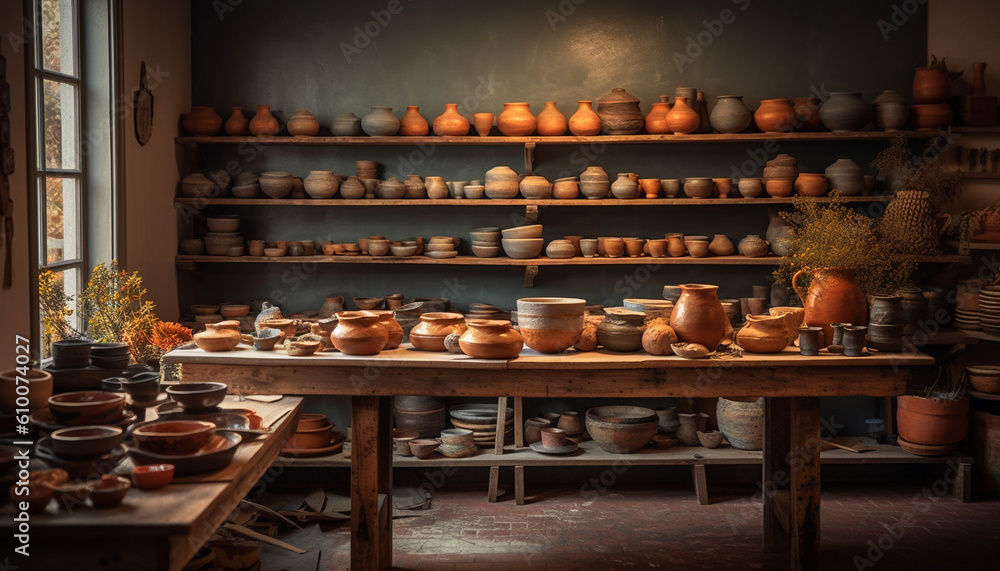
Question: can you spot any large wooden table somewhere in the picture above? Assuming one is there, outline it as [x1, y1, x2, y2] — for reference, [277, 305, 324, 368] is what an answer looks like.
[163, 345, 934, 571]
[0, 395, 302, 571]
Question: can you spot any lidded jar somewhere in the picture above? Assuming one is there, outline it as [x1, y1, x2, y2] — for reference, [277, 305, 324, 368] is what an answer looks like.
[409, 312, 468, 352]
[596, 87, 644, 135]
[331, 311, 388, 355]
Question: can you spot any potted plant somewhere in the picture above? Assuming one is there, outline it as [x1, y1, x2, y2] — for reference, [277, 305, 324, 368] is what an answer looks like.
[896, 359, 969, 456]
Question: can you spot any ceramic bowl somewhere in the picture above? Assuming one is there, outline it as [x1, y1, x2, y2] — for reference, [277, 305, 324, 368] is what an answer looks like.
[501, 224, 543, 239]
[194, 314, 223, 326]
[285, 419, 333, 449]
[501, 238, 544, 259]
[683, 177, 714, 198]
[585, 406, 658, 454]
[263, 247, 286, 257]
[794, 173, 828, 196]
[130, 463, 175, 490]
[48, 391, 127, 425]
[206, 216, 240, 233]
[765, 177, 795, 197]
[738, 177, 763, 197]
[120, 372, 161, 402]
[390, 244, 418, 257]
[165, 382, 227, 411]
[472, 244, 500, 258]
[354, 297, 383, 310]
[286, 340, 321, 356]
[252, 328, 281, 351]
[697, 430, 724, 448]
[424, 243, 455, 253]
[49, 425, 124, 460]
[231, 183, 260, 198]
[259, 172, 293, 199]
[469, 230, 501, 243]
[181, 174, 215, 198]
[9, 482, 54, 513]
[89, 475, 131, 508]
[179, 239, 205, 255]
[219, 304, 250, 318]
[52, 481, 93, 510]
[968, 365, 1000, 394]
[91, 342, 130, 357]
[190, 304, 220, 316]
[671, 342, 711, 358]
[132, 420, 217, 455]
[408, 438, 441, 459]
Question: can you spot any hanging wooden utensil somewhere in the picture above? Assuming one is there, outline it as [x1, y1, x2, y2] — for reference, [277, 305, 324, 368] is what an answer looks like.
[134, 61, 153, 145]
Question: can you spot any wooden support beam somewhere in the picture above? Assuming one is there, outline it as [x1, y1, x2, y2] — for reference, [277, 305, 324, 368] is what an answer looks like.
[692, 464, 708, 505]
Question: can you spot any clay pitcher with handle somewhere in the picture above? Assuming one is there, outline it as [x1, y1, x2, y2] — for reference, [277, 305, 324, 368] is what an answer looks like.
[792, 267, 867, 348]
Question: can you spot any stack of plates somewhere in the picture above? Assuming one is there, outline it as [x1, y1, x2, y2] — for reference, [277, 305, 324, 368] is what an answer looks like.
[449, 404, 514, 445]
[955, 307, 980, 330]
[978, 286, 1000, 335]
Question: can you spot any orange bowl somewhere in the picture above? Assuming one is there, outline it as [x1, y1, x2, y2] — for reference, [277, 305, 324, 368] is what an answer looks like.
[131, 464, 175, 490]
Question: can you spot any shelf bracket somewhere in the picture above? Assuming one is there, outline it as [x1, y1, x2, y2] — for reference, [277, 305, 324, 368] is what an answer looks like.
[523, 142, 535, 173]
[524, 265, 539, 288]
[524, 204, 538, 224]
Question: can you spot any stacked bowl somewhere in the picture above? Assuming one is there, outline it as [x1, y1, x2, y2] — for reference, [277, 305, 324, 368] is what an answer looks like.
[469, 226, 501, 258]
[449, 403, 514, 446]
[424, 236, 459, 259]
[977, 285, 1000, 335]
[394, 396, 446, 438]
[501, 224, 544, 259]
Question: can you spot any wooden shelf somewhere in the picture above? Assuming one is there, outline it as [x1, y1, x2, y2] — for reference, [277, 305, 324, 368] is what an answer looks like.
[951, 126, 1000, 134]
[956, 171, 1000, 179]
[174, 195, 895, 207]
[945, 239, 1000, 250]
[175, 131, 939, 146]
[963, 329, 1000, 342]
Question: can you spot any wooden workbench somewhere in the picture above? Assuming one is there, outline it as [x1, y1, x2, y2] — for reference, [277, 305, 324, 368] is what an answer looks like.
[162, 345, 934, 571]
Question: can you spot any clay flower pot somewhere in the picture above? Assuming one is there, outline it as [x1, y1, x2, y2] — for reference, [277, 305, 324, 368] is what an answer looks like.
[433, 103, 470, 136]
[399, 105, 430, 136]
[535, 101, 567, 136]
[897, 395, 969, 451]
[497, 102, 536, 136]
[331, 311, 388, 355]
[458, 319, 524, 359]
[669, 284, 731, 350]
[568, 100, 602, 136]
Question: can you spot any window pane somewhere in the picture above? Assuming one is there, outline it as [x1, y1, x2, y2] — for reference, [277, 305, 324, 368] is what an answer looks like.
[39, 0, 77, 76]
[39, 268, 81, 358]
[44, 176, 81, 263]
[42, 78, 79, 170]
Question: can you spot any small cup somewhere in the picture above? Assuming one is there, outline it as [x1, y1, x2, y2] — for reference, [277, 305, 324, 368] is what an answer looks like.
[828, 322, 851, 353]
[604, 237, 625, 258]
[623, 238, 645, 257]
[660, 178, 681, 197]
[579, 239, 598, 258]
[842, 325, 868, 357]
[798, 326, 824, 356]
[540, 427, 568, 449]
[248, 240, 265, 257]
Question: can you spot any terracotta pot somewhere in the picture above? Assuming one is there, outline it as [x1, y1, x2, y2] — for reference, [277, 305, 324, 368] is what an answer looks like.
[736, 314, 790, 353]
[224, 107, 249, 136]
[793, 97, 823, 131]
[909, 103, 953, 130]
[399, 105, 430, 136]
[669, 284, 731, 349]
[409, 312, 467, 352]
[708, 234, 735, 256]
[432, 103, 470, 136]
[897, 395, 969, 446]
[404, 174, 426, 199]
[596, 308, 646, 352]
[536, 101, 567, 136]
[819, 92, 872, 132]
[665, 96, 699, 134]
[249, 105, 279, 136]
[676, 412, 709, 446]
[339, 176, 365, 199]
[497, 102, 536, 136]
[794, 173, 828, 197]
[913, 65, 952, 104]
[458, 319, 523, 359]
[376, 177, 406, 199]
[194, 323, 242, 352]
[579, 166, 610, 199]
[792, 267, 868, 348]
[754, 98, 796, 133]
[183, 106, 223, 136]
[585, 407, 658, 453]
[286, 109, 320, 136]
[331, 311, 389, 355]
[484, 166, 520, 199]
[716, 397, 764, 450]
[568, 100, 602, 136]
[520, 175, 552, 199]
[371, 310, 404, 350]
[738, 234, 769, 257]
[553, 177, 580, 199]
[666, 235, 687, 257]
[424, 176, 448, 199]
[825, 158, 865, 196]
[709, 95, 752, 133]
[361, 106, 400, 136]
[331, 112, 362, 136]
[596, 87, 644, 135]
[644, 100, 671, 134]
[523, 417, 552, 445]
[472, 112, 494, 137]
[516, 297, 586, 353]
[303, 171, 339, 199]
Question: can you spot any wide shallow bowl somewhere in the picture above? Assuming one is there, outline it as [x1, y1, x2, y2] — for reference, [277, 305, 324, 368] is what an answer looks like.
[131, 463, 176, 490]
[166, 382, 227, 411]
[127, 431, 242, 476]
[968, 365, 1000, 394]
[585, 406, 659, 453]
[50, 425, 124, 460]
[469, 230, 502, 243]
[585, 405, 658, 424]
[89, 475, 131, 508]
[408, 438, 441, 459]
[9, 482, 54, 513]
[206, 216, 240, 233]
[501, 238, 544, 259]
[219, 304, 250, 317]
[48, 391, 127, 425]
[131, 420, 217, 455]
[501, 224, 543, 239]
[191, 304, 219, 316]
[90, 342, 131, 357]
[449, 403, 513, 424]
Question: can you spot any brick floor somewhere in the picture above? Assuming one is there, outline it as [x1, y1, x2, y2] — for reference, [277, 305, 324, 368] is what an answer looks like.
[266, 481, 999, 570]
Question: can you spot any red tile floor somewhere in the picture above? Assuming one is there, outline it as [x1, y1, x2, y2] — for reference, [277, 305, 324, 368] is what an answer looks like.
[262, 479, 999, 570]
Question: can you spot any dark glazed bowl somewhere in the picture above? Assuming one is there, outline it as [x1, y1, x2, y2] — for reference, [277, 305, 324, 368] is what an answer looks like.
[50, 425, 124, 459]
[165, 382, 227, 411]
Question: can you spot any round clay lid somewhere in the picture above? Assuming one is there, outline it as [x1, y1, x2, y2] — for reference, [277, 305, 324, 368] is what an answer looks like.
[598, 87, 639, 105]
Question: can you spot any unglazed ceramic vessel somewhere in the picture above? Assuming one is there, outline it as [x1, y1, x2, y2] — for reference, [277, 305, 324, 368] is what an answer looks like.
[736, 314, 790, 353]
[224, 107, 249, 135]
[536, 101, 568, 136]
[458, 319, 524, 359]
[370, 310, 404, 350]
[819, 92, 872, 132]
[596, 308, 647, 352]
[432, 103, 470, 136]
[754, 98, 795, 132]
[361, 106, 400, 136]
[669, 284, 730, 349]
[409, 312, 468, 352]
[516, 297, 586, 353]
[399, 105, 430, 136]
[331, 311, 388, 355]
[793, 267, 867, 348]
[249, 105, 279, 136]
[596, 87, 643, 135]
[709, 95, 752, 133]
[665, 96, 699, 134]
[497, 102, 536, 136]
[568, 100, 602, 135]
[183, 106, 223, 136]
[286, 109, 321, 136]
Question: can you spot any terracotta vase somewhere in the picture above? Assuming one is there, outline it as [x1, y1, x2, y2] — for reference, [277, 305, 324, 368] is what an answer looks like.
[568, 100, 602, 136]
[754, 98, 796, 133]
[666, 235, 687, 257]
[596, 308, 646, 352]
[249, 105, 280, 136]
[708, 234, 735, 256]
[716, 397, 764, 450]
[610, 172, 639, 199]
[409, 312, 468, 352]
[425, 176, 448, 199]
[665, 96, 700, 134]
[669, 284, 731, 349]
[224, 107, 249, 136]
[645, 101, 671, 134]
[596, 87, 644, 135]
[371, 310, 404, 350]
[819, 92, 872, 132]
[913, 65, 952, 104]
[792, 97, 824, 131]
[433, 103, 470, 136]
[194, 322, 242, 352]
[579, 166, 610, 199]
[286, 109, 320, 136]
[736, 314, 790, 353]
[458, 319, 524, 359]
[897, 395, 969, 447]
[183, 106, 223, 136]
[497, 102, 536, 136]
[792, 267, 867, 348]
[361, 106, 400, 136]
[484, 166, 520, 199]
[331, 311, 388, 355]
[676, 412, 709, 446]
[536, 101, 568, 136]
[709, 95, 752, 133]
[399, 105, 430, 136]
[473, 112, 494, 137]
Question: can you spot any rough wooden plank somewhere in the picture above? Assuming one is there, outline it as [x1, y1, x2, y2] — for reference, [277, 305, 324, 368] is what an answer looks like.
[693, 464, 709, 505]
[487, 466, 500, 503]
[494, 397, 508, 456]
[174, 195, 896, 207]
[515, 465, 525, 505]
[789, 397, 821, 571]
[767, 489, 792, 534]
[513, 396, 524, 449]
[957, 461, 973, 503]
[351, 396, 386, 570]
[376, 397, 393, 567]
[764, 397, 791, 553]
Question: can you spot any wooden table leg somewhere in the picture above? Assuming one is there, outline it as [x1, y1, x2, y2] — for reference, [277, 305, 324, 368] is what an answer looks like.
[352, 396, 393, 570]
[789, 396, 820, 571]
[763, 397, 791, 554]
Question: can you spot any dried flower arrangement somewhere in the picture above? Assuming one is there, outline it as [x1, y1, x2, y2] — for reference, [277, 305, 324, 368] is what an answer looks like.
[871, 133, 965, 211]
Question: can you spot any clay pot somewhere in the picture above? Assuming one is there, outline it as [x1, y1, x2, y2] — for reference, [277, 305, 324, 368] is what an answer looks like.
[303, 171, 339, 199]
[669, 284, 731, 349]
[792, 267, 868, 348]
[708, 234, 735, 256]
[870, 295, 905, 325]
[585, 406, 658, 453]
[403, 175, 426, 199]
[331, 311, 388, 355]
[596, 308, 646, 352]
[519, 175, 552, 199]
[473, 113, 494, 137]
[361, 106, 400, 136]
[194, 322, 242, 352]
[331, 112, 362, 136]
[676, 412, 709, 446]
[370, 310, 404, 350]
[644, 100, 671, 134]
[523, 417, 552, 445]
[484, 166, 520, 199]
[754, 98, 796, 133]
[339, 176, 365, 199]
[425, 176, 448, 199]
[399, 105, 430, 136]
[287, 109, 320, 136]
[596, 87, 644, 135]
[516, 297, 586, 353]
[709, 95, 752, 133]
[694, 91, 711, 133]
[666, 235, 687, 257]
[497, 102, 536, 136]
[409, 312, 467, 352]
[819, 92, 872, 132]
[909, 103, 954, 130]
[224, 107, 249, 136]
[716, 397, 764, 450]
[249, 105, 279, 136]
[610, 173, 639, 199]
[794, 173, 828, 197]
[433, 103, 470, 136]
[766, 208, 796, 257]
[553, 177, 580, 199]
[579, 166, 610, 199]
[458, 319, 523, 359]
[793, 97, 823, 131]
[318, 296, 345, 319]
[873, 91, 909, 131]
[377, 177, 406, 199]
[568, 100, 602, 136]
[736, 314, 790, 353]
[824, 158, 865, 196]
[536, 101, 567, 136]
[183, 106, 223, 136]
[913, 65, 952, 104]
[665, 96, 699, 134]
[545, 239, 575, 259]
[738, 235, 769, 258]
[897, 394, 969, 448]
